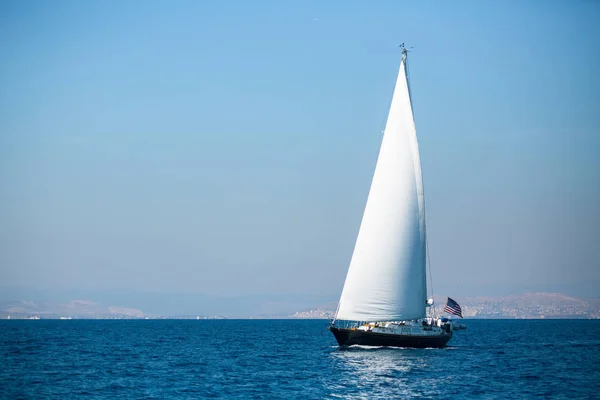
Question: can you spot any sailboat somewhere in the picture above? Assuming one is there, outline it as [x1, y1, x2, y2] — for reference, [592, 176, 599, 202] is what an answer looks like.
[329, 45, 453, 348]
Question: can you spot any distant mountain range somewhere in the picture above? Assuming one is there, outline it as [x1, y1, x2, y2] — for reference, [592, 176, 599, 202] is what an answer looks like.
[0, 300, 145, 319]
[444, 292, 600, 319]
[2, 292, 598, 319]
[290, 293, 600, 320]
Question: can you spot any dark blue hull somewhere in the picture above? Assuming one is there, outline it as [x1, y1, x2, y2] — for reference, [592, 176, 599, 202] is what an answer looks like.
[329, 326, 452, 348]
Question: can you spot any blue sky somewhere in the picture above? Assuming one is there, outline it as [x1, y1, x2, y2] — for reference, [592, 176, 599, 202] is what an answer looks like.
[1, 1, 599, 312]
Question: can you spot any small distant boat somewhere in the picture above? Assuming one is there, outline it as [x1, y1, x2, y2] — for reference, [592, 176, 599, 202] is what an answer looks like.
[451, 320, 467, 330]
[329, 45, 460, 348]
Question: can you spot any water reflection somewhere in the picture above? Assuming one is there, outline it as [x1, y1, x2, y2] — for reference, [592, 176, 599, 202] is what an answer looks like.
[326, 346, 446, 399]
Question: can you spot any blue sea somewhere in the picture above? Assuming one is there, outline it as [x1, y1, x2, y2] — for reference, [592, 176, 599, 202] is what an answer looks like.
[2, 319, 599, 399]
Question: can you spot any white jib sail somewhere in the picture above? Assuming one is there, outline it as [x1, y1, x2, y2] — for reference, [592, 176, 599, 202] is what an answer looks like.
[336, 52, 427, 322]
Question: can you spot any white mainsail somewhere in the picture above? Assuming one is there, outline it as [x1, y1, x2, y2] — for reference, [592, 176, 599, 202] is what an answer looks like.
[336, 50, 427, 322]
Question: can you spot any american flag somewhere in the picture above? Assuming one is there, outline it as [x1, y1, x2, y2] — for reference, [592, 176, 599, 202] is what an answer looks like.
[444, 297, 463, 318]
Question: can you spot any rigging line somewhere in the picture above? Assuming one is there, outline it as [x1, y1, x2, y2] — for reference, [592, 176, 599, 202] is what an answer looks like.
[404, 47, 433, 320]
[333, 301, 341, 324]
[404, 50, 415, 121]
[426, 237, 436, 318]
